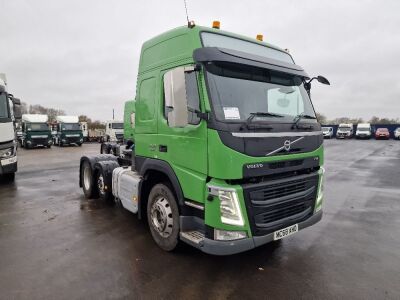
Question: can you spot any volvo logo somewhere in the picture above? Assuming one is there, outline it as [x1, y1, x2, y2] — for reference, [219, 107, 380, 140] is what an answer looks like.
[283, 140, 291, 151]
[265, 136, 305, 156]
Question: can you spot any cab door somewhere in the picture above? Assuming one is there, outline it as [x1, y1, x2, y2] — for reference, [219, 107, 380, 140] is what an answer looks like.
[157, 66, 208, 203]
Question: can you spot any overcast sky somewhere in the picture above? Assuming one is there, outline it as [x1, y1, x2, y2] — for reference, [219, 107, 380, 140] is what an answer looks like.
[1, 0, 399, 121]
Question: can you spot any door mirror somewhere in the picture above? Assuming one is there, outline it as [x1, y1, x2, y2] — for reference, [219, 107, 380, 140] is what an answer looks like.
[12, 97, 22, 119]
[317, 76, 330, 85]
[164, 67, 189, 127]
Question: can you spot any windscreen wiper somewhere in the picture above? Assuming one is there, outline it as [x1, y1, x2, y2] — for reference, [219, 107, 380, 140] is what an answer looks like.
[291, 113, 317, 129]
[241, 112, 284, 130]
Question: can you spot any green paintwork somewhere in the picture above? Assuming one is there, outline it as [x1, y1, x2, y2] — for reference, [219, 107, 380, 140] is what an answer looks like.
[130, 24, 324, 233]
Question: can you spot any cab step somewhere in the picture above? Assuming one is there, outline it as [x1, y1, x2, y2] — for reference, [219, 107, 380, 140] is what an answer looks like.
[180, 231, 205, 245]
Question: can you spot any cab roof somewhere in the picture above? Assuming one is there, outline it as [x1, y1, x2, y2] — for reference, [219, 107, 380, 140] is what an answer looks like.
[138, 25, 294, 75]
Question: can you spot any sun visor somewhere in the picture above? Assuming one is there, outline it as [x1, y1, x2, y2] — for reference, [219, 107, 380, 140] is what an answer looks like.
[193, 47, 309, 79]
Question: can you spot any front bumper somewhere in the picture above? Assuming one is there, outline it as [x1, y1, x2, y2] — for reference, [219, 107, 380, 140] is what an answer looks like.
[186, 210, 322, 255]
[0, 156, 18, 175]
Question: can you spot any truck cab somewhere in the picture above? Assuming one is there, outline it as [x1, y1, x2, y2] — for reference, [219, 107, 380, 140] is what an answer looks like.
[0, 74, 21, 182]
[54, 115, 83, 146]
[21, 114, 52, 148]
[80, 24, 329, 255]
[105, 120, 124, 142]
[80, 122, 88, 142]
[336, 123, 354, 139]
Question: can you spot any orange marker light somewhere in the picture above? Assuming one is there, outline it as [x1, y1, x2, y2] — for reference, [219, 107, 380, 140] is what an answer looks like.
[256, 34, 263, 41]
[212, 21, 220, 29]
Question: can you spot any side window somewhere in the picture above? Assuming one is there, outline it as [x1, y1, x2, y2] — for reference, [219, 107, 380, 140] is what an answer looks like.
[163, 67, 200, 126]
[185, 71, 200, 125]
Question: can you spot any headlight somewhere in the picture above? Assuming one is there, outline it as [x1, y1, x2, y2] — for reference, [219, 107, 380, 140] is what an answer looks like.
[0, 147, 14, 159]
[214, 229, 247, 241]
[209, 187, 244, 226]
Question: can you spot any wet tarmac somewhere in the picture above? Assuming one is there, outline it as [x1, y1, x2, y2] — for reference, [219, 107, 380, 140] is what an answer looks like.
[1, 140, 399, 299]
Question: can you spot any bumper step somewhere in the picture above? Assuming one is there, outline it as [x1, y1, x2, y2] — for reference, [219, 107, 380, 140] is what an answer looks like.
[180, 231, 205, 245]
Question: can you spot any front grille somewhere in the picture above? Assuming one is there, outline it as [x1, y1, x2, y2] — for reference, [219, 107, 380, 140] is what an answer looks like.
[243, 172, 318, 236]
[32, 138, 47, 145]
[66, 137, 80, 143]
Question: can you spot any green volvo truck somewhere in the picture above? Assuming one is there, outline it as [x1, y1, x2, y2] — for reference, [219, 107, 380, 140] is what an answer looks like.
[79, 23, 329, 255]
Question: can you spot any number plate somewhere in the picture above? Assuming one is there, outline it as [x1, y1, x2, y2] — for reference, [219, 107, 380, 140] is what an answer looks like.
[1, 156, 17, 166]
[273, 224, 298, 240]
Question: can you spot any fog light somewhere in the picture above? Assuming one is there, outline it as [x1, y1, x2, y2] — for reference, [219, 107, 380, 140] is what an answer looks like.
[214, 229, 247, 241]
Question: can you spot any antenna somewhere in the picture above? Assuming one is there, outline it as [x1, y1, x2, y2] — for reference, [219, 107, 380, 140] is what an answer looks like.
[183, 0, 190, 23]
[183, 0, 195, 28]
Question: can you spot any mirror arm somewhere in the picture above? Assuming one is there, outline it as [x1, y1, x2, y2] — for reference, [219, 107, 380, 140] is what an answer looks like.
[195, 110, 209, 121]
[188, 107, 208, 121]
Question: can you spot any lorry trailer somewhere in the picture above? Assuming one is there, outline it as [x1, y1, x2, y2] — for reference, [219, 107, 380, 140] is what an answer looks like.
[54, 115, 83, 146]
[79, 22, 329, 255]
[21, 114, 52, 148]
[0, 73, 21, 182]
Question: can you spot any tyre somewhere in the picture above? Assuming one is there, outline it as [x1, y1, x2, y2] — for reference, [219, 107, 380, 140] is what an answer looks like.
[95, 167, 114, 203]
[147, 183, 180, 251]
[47, 144, 52, 149]
[81, 160, 98, 199]
[78, 143, 82, 147]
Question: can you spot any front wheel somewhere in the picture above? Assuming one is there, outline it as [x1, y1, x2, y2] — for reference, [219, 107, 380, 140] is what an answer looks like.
[147, 183, 180, 251]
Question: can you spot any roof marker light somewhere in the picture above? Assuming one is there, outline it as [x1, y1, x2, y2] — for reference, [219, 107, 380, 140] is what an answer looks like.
[256, 34, 263, 41]
[212, 21, 220, 29]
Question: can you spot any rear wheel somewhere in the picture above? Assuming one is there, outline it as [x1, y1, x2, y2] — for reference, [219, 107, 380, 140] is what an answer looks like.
[81, 160, 98, 199]
[147, 183, 180, 251]
[96, 168, 114, 203]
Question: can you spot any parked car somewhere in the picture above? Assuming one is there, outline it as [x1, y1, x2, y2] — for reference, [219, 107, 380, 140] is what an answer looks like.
[394, 128, 400, 140]
[355, 123, 372, 139]
[322, 127, 333, 139]
[336, 123, 354, 139]
[375, 128, 390, 140]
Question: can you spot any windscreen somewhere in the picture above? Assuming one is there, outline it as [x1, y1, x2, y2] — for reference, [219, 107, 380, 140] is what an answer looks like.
[205, 62, 315, 123]
[62, 123, 80, 131]
[201, 32, 294, 64]
[112, 123, 124, 129]
[27, 123, 49, 131]
[357, 127, 369, 131]
[0, 92, 9, 118]
[339, 126, 351, 131]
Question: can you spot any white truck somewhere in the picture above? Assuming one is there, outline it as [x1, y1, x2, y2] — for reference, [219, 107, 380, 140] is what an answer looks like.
[105, 120, 124, 143]
[21, 114, 52, 148]
[0, 73, 22, 182]
[336, 123, 354, 139]
[80, 121, 88, 142]
[355, 123, 372, 139]
[54, 115, 83, 146]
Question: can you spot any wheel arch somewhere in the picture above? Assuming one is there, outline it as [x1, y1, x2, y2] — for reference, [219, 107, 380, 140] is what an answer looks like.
[137, 158, 185, 219]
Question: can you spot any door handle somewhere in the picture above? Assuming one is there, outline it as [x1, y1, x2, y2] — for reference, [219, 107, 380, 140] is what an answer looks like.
[159, 145, 168, 152]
